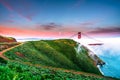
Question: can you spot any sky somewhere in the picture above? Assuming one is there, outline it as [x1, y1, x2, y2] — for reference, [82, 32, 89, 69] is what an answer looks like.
[0, 0, 120, 39]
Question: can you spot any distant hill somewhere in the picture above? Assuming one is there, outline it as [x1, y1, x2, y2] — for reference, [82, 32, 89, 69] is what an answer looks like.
[0, 35, 16, 42]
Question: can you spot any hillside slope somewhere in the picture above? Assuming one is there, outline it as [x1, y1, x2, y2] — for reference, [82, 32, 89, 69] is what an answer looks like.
[4, 39, 101, 75]
[0, 35, 16, 42]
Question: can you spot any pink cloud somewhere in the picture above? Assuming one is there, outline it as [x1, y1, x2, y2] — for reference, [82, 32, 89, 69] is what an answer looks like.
[17, 12, 31, 21]
[6, 20, 14, 23]
[87, 26, 120, 37]
[0, 0, 13, 11]
[33, 21, 97, 33]
[0, 0, 33, 21]
[9, 14, 14, 18]
[0, 25, 75, 38]
[35, 23, 62, 31]
[80, 22, 95, 26]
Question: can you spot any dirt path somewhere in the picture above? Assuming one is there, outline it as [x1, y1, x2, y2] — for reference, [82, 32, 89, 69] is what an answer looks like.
[0, 43, 24, 60]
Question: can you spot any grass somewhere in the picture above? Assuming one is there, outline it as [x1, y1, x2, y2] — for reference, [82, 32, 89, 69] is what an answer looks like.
[0, 59, 110, 80]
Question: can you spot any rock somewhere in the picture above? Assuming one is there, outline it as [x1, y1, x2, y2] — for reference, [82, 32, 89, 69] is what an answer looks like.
[91, 54, 105, 66]
[97, 60, 105, 67]
[83, 45, 105, 66]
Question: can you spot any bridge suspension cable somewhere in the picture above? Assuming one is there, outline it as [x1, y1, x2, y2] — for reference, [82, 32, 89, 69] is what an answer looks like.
[69, 32, 102, 43]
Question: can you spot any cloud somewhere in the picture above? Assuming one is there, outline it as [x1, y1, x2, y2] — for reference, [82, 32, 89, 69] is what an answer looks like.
[0, 25, 75, 38]
[0, 0, 34, 21]
[6, 20, 14, 23]
[72, 0, 84, 8]
[35, 23, 62, 31]
[34, 21, 98, 33]
[79, 21, 96, 26]
[25, 14, 33, 21]
[0, 0, 13, 11]
[89, 27, 120, 33]
[9, 14, 14, 18]
[60, 21, 97, 32]
[89, 38, 120, 56]
[88, 26, 120, 36]
[17, 12, 32, 21]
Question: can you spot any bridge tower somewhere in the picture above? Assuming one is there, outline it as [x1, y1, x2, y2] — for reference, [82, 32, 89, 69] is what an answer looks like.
[78, 32, 81, 39]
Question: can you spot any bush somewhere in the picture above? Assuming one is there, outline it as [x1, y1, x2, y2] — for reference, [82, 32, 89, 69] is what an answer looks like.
[0, 57, 7, 65]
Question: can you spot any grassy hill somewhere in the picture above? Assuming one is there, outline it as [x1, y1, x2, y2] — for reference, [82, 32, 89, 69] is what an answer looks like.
[4, 39, 101, 74]
[0, 39, 118, 80]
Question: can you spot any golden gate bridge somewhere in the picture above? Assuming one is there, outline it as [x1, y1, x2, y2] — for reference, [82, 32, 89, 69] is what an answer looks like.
[69, 32, 103, 45]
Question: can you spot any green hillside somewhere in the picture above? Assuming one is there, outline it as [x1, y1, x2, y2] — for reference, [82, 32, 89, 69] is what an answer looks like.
[0, 39, 118, 80]
[4, 39, 101, 74]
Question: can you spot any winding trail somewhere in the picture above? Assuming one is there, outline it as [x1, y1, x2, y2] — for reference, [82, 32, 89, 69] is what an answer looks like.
[0, 42, 24, 60]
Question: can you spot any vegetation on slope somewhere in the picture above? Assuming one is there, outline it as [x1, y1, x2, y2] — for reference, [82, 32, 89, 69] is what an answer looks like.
[0, 42, 20, 51]
[0, 58, 111, 80]
[4, 39, 101, 75]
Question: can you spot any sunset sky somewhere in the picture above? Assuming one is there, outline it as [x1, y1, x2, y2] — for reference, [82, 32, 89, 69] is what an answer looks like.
[0, 0, 120, 39]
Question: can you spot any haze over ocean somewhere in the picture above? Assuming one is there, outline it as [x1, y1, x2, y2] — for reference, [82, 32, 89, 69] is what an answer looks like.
[88, 39, 120, 78]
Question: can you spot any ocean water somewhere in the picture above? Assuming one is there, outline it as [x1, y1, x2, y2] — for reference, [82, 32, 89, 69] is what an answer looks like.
[89, 43, 120, 79]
